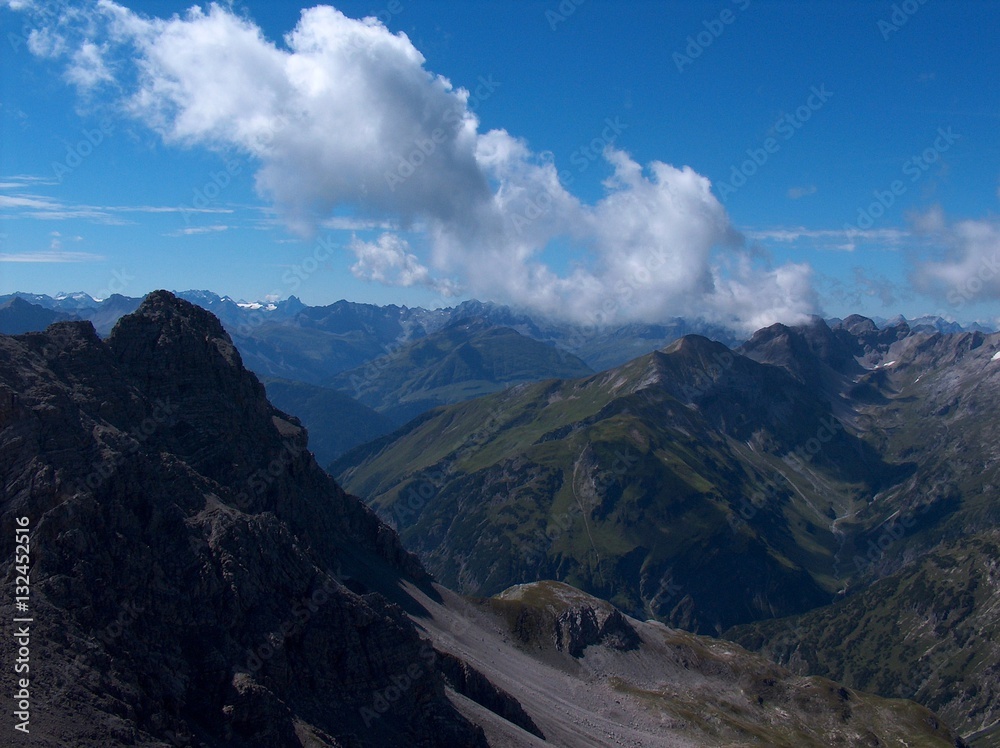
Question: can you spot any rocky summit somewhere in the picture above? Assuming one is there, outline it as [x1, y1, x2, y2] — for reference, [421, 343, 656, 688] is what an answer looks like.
[0, 291, 482, 747]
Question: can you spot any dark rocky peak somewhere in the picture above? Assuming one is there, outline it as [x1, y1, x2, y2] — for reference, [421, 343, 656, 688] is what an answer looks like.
[740, 316, 862, 385]
[0, 320, 147, 445]
[0, 300, 486, 746]
[104, 292, 425, 577]
[108, 291, 279, 490]
[833, 314, 910, 366]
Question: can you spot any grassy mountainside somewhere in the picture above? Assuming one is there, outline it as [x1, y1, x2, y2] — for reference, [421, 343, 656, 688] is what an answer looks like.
[336, 335, 900, 633]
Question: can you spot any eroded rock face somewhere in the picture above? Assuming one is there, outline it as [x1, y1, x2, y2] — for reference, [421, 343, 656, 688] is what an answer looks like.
[0, 292, 481, 747]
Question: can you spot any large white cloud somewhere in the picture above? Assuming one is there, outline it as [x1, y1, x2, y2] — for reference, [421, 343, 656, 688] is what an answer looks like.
[911, 210, 1000, 309]
[14, 0, 819, 332]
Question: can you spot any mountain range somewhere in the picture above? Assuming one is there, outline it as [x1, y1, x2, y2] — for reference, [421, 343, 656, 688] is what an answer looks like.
[3, 290, 993, 461]
[0, 291, 971, 746]
[335, 312, 1000, 743]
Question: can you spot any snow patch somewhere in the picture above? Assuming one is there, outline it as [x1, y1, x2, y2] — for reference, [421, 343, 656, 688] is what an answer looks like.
[236, 302, 277, 311]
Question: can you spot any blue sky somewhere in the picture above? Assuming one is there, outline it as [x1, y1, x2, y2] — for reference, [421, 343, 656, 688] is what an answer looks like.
[1, 0, 999, 330]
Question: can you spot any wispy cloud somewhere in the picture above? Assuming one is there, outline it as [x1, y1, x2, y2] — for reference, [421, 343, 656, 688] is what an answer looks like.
[0, 250, 106, 263]
[166, 224, 230, 236]
[0, 194, 64, 210]
[0, 187, 235, 225]
[321, 216, 398, 231]
[787, 185, 817, 200]
[745, 226, 910, 251]
[0, 175, 60, 188]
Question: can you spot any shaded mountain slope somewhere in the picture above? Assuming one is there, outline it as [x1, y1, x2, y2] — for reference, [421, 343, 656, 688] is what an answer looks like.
[0, 292, 483, 747]
[726, 531, 1000, 745]
[727, 328, 1000, 742]
[0, 297, 74, 334]
[261, 377, 394, 465]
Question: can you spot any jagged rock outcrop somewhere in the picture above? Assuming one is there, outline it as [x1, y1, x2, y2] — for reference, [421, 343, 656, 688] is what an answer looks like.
[0, 291, 481, 747]
[491, 582, 641, 657]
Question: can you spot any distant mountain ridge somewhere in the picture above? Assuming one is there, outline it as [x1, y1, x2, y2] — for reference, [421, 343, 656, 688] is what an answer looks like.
[329, 318, 595, 425]
[8, 290, 992, 371]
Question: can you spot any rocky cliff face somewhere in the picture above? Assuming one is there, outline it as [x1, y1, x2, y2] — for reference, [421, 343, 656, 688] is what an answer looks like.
[0, 291, 481, 747]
